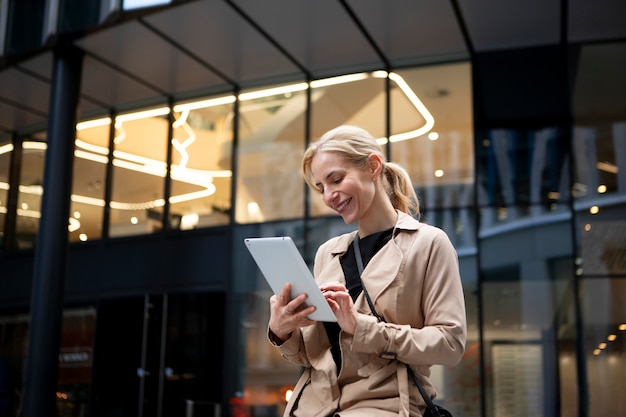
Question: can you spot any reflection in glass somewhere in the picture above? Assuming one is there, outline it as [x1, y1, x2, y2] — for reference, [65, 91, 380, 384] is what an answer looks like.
[479, 204, 573, 417]
[572, 42, 626, 203]
[171, 98, 233, 229]
[0, 138, 11, 246]
[476, 127, 570, 231]
[17, 138, 46, 249]
[233, 221, 306, 416]
[580, 278, 626, 416]
[235, 83, 307, 223]
[108, 107, 170, 237]
[71, 120, 110, 242]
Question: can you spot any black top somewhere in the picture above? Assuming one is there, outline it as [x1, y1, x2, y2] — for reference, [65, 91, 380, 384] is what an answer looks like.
[323, 227, 394, 374]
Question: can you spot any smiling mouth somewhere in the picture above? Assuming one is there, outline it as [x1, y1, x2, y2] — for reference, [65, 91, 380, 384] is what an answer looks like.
[335, 198, 351, 213]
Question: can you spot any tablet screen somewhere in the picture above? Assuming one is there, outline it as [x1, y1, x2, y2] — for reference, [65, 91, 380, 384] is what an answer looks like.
[244, 236, 337, 322]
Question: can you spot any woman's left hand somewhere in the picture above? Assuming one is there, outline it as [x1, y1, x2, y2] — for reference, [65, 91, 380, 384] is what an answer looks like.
[320, 282, 358, 335]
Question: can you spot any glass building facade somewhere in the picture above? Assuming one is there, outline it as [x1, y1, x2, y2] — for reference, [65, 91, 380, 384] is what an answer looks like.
[0, 2, 625, 417]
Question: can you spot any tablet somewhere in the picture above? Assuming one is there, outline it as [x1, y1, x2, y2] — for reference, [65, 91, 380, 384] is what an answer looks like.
[244, 236, 337, 322]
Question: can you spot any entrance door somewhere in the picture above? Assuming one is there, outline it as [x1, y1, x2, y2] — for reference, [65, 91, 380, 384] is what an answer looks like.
[90, 293, 225, 417]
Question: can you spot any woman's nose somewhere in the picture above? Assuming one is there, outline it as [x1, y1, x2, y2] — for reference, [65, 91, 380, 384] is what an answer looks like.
[322, 189, 336, 206]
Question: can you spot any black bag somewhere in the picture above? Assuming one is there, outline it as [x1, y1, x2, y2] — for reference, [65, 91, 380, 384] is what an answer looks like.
[353, 237, 455, 417]
[424, 404, 453, 417]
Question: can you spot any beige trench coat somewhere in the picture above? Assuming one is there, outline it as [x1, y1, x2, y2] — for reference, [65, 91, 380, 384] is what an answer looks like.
[270, 212, 467, 417]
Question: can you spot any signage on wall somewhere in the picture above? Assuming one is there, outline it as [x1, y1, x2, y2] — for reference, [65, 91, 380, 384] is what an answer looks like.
[58, 347, 92, 368]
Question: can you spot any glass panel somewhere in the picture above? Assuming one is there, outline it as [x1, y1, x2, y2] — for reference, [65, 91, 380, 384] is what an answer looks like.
[0, 307, 96, 416]
[479, 204, 574, 417]
[572, 42, 626, 203]
[309, 72, 385, 217]
[235, 83, 307, 223]
[580, 278, 626, 416]
[573, 41, 626, 417]
[0, 136, 11, 246]
[233, 221, 306, 415]
[424, 209, 480, 416]
[17, 137, 46, 249]
[109, 106, 170, 238]
[71, 117, 111, 243]
[0, 310, 28, 415]
[476, 127, 570, 232]
[171, 97, 233, 229]
[391, 63, 474, 212]
[58, 307, 97, 415]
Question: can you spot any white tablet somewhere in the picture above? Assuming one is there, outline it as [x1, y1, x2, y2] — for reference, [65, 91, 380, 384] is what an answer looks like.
[244, 236, 337, 322]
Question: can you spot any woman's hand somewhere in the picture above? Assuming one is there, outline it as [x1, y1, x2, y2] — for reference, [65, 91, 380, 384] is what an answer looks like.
[320, 282, 358, 335]
[269, 283, 316, 343]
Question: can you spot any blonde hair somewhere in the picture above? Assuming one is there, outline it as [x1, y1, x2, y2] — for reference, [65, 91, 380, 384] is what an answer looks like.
[302, 125, 420, 218]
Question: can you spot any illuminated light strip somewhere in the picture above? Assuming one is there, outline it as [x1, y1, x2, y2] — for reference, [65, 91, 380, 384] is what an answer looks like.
[310, 73, 369, 88]
[112, 159, 166, 177]
[110, 199, 165, 211]
[174, 95, 236, 112]
[23, 141, 47, 150]
[71, 195, 106, 207]
[112, 150, 167, 168]
[17, 208, 41, 218]
[116, 107, 170, 123]
[19, 184, 43, 195]
[239, 83, 309, 101]
[386, 72, 435, 143]
[68, 217, 81, 232]
[597, 161, 619, 174]
[0, 181, 9, 190]
[169, 186, 216, 204]
[75, 139, 108, 155]
[0, 206, 6, 214]
[0, 143, 14, 155]
[76, 117, 111, 131]
[75, 150, 109, 164]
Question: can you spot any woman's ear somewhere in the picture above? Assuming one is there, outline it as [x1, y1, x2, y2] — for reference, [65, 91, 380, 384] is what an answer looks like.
[367, 153, 384, 179]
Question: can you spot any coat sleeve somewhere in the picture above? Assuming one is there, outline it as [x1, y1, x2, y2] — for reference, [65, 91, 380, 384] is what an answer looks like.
[351, 227, 467, 367]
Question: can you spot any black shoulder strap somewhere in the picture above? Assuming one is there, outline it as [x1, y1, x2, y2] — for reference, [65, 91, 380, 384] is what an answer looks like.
[352, 236, 443, 417]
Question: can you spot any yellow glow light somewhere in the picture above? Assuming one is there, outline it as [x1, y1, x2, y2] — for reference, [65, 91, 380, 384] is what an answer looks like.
[76, 117, 112, 131]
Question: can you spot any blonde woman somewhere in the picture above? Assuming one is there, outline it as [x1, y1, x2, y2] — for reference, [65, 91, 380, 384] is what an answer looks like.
[268, 125, 466, 416]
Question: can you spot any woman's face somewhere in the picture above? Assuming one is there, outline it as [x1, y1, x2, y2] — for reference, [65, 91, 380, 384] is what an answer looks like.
[310, 151, 376, 225]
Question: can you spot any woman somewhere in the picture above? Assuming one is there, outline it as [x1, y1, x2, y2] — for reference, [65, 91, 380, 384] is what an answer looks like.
[268, 125, 466, 416]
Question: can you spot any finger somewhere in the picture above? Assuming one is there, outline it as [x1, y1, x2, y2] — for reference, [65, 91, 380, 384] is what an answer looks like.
[279, 283, 292, 305]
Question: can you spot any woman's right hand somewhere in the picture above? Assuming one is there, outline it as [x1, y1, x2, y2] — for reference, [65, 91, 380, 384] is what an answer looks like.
[269, 283, 316, 342]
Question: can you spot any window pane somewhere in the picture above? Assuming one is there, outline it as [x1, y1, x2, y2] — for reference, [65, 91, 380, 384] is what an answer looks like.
[235, 83, 306, 223]
[233, 220, 306, 415]
[109, 107, 169, 237]
[309, 72, 385, 217]
[581, 278, 626, 416]
[476, 127, 570, 232]
[479, 204, 574, 417]
[71, 118, 110, 242]
[171, 98, 233, 229]
[391, 63, 474, 212]
[17, 137, 46, 249]
[0, 137, 11, 246]
[572, 42, 626, 204]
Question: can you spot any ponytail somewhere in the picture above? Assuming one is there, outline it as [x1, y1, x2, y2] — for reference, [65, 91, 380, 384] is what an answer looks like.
[383, 162, 420, 218]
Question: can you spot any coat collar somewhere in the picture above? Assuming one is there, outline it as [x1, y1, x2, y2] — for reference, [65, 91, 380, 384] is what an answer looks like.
[326, 211, 421, 256]
[321, 211, 422, 305]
